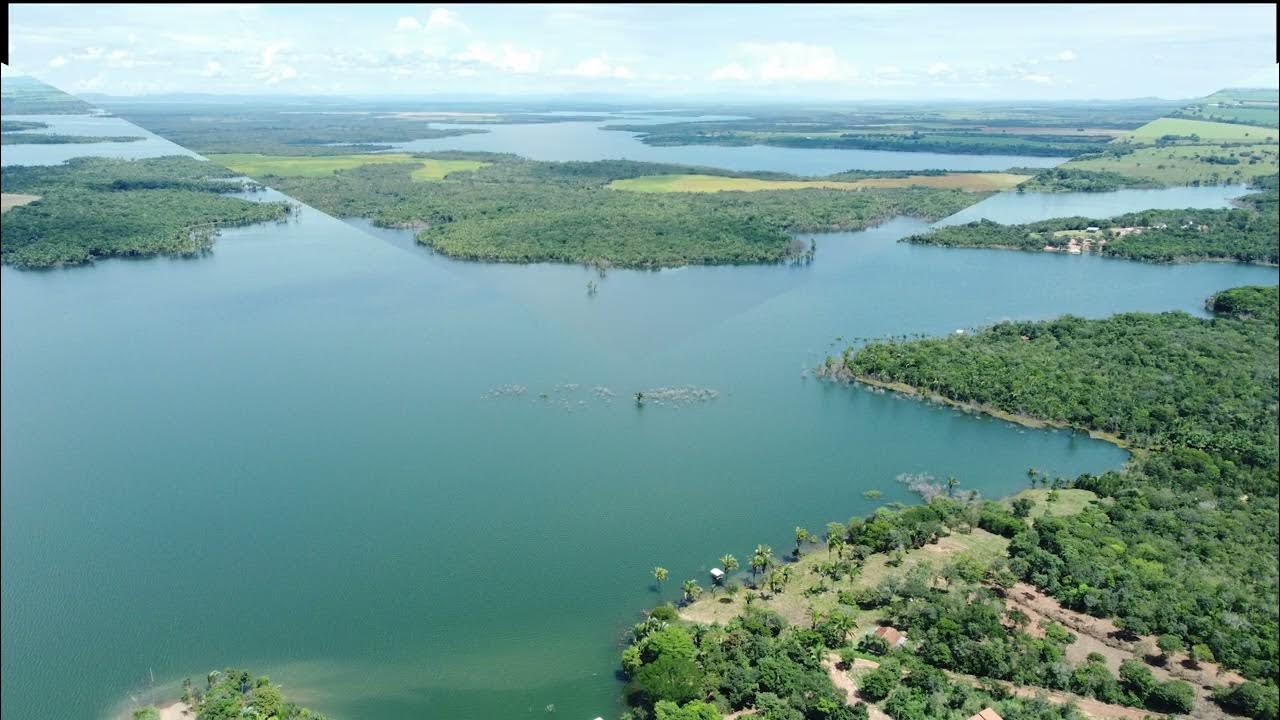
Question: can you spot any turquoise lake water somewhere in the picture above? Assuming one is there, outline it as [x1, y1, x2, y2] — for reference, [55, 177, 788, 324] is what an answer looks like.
[2, 114, 1277, 720]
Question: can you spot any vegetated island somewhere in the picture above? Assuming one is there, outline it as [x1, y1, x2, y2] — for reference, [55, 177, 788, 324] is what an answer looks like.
[621, 286, 1278, 720]
[599, 100, 1180, 158]
[218, 152, 995, 268]
[127, 668, 328, 720]
[903, 173, 1279, 264]
[2, 132, 146, 145]
[1, 156, 293, 268]
[2, 120, 51, 132]
[1, 75, 96, 114]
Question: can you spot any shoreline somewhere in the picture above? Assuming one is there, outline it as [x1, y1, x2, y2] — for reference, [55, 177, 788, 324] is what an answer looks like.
[851, 373, 1136, 452]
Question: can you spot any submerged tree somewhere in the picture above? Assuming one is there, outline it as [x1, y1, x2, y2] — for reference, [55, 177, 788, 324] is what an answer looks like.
[653, 566, 668, 590]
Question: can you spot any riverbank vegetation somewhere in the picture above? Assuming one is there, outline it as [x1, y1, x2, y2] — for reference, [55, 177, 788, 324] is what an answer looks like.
[95, 103, 486, 155]
[1, 156, 292, 268]
[2, 120, 50, 132]
[834, 287, 1279, 681]
[600, 101, 1177, 158]
[610, 172, 1028, 194]
[258, 154, 985, 267]
[131, 668, 328, 720]
[1, 132, 144, 145]
[903, 179, 1280, 264]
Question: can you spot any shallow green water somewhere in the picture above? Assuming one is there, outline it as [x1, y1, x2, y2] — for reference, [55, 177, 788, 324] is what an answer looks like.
[3, 180, 1276, 719]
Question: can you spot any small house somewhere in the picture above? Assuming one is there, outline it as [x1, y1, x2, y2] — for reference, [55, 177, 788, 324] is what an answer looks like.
[1085, 226, 1100, 233]
[872, 625, 907, 648]
[710, 568, 726, 583]
[968, 709, 1004, 720]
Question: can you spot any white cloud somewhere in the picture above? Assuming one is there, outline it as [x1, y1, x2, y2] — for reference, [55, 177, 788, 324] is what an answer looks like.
[455, 42, 541, 74]
[710, 62, 751, 81]
[1056, 50, 1077, 61]
[202, 60, 224, 77]
[261, 42, 289, 69]
[425, 8, 468, 33]
[395, 16, 421, 30]
[711, 43, 852, 83]
[48, 55, 68, 68]
[1023, 73, 1053, 84]
[927, 62, 952, 76]
[561, 54, 634, 80]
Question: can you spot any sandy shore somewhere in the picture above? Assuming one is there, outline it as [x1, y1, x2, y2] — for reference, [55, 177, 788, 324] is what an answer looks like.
[1, 193, 41, 213]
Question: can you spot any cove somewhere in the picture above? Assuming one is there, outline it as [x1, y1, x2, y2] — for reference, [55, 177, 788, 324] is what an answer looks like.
[3, 181, 1276, 720]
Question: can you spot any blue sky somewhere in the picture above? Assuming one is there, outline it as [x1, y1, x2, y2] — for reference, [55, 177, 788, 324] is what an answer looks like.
[6, 3, 1278, 100]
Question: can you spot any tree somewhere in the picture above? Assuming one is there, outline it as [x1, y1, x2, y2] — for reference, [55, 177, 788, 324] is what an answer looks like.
[858, 666, 898, 702]
[682, 579, 702, 604]
[1157, 634, 1184, 663]
[1147, 680, 1196, 714]
[654, 700, 720, 720]
[946, 476, 959, 497]
[654, 566, 669, 589]
[1188, 643, 1215, 668]
[1011, 497, 1034, 518]
[720, 554, 739, 574]
[794, 527, 811, 556]
[750, 544, 775, 581]
[826, 522, 847, 557]
[1119, 659, 1156, 701]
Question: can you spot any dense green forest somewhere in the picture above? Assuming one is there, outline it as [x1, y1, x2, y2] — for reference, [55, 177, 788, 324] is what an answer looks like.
[2, 120, 50, 132]
[605, 123, 1113, 157]
[1, 156, 292, 268]
[97, 105, 487, 155]
[829, 287, 1279, 690]
[903, 180, 1280, 264]
[261, 154, 984, 267]
[1017, 167, 1156, 192]
[621, 601, 1093, 720]
[1, 132, 144, 145]
[131, 668, 328, 720]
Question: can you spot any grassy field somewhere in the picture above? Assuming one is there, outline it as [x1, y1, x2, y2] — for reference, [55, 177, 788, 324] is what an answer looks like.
[680, 488, 1097, 628]
[206, 153, 489, 181]
[610, 172, 1028, 194]
[1065, 143, 1279, 185]
[1124, 117, 1278, 143]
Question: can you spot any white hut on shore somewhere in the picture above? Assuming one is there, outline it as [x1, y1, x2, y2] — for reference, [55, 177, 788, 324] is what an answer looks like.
[710, 568, 726, 584]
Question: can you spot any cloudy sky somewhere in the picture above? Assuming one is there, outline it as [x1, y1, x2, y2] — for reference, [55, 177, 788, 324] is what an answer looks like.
[6, 3, 1278, 100]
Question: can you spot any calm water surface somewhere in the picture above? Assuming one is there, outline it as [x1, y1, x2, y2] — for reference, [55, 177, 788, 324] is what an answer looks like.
[1, 113, 200, 166]
[2, 118, 1277, 720]
[389, 118, 1066, 174]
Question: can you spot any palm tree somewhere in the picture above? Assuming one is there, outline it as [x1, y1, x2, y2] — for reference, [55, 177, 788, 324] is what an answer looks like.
[946, 476, 960, 497]
[1027, 467, 1038, 488]
[720, 554, 740, 574]
[825, 522, 847, 556]
[653, 566, 668, 590]
[794, 527, 811, 556]
[750, 544, 775, 581]
[681, 579, 702, 604]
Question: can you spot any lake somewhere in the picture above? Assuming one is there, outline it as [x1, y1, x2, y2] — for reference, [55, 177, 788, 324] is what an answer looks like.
[2, 117, 1277, 720]
[0, 113, 200, 166]
[388, 118, 1067, 174]
[3, 185, 1276, 720]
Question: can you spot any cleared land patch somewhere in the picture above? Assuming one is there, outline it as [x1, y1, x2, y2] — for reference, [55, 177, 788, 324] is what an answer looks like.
[206, 153, 489, 181]
[1124, 117, 1278, 143]
[610, 172, 1028, 194]
[1, 193, 41, 214]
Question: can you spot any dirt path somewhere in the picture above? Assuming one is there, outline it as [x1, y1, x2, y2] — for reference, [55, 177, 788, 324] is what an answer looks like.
[822, 654, 892, 720]
[1005, 582, 1245, 719]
